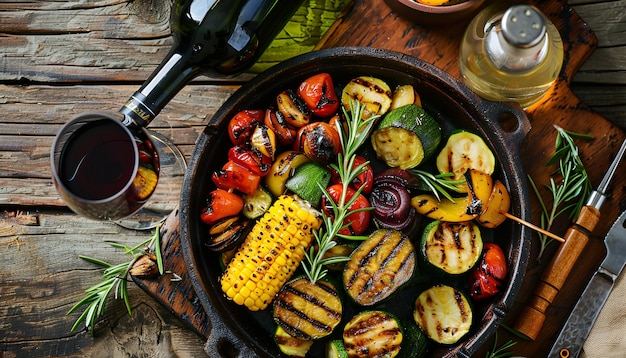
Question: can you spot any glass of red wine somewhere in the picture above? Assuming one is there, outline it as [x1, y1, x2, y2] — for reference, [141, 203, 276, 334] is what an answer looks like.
[51, 111, 185, 229]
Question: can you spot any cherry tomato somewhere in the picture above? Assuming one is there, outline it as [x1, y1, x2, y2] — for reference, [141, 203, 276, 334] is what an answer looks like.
[227, 109, 264, 145]
[294, 122, 341, 164]
[200, 189, 244, 225]
[227, 145, 272, 177]
[480, 243, 508, 280]
[329, 155, 374, 195]
[211, 160, 261, 195]
[297, 73, 339, 117]
[321, 184, 371, 236]
[265, 107, 297, 146]
[469, 243, 508, 300]
[470, 269, 502, 301]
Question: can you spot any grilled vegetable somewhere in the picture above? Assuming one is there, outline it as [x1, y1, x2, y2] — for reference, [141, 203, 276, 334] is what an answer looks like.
[206, 216, 251, 252]
[476, 180, 511, 228]
[265, 107, 297, 146]
[211, 160, 261, 195]
[294, 122, 341, 164]
[228, 109, 264, 145]
[274, 325, 313, 357]
[413, 285, 473, 345]
[371, 104, 442, 169]
[265, 151, 311, 197]
[277, 89, 312, 128]
[321, 184, 372, 236]
[410, 193, 477, 222]
[220, 195, 322, 311]
[343, 310, 403, 358]
[228, 145, 272, 177]
[390, 84, 421, 110]
[420, 221, 483, 276]
[297, 73, 340, 117]
[285, 162, 331, 206]
[341, 76, 392, 119]
[327, 340, 349, 358]
[329, 155, 374, 195]
[436, 131, 495, 180]
[343, 229, 416, 306]
[398, 319, 428, 358]
[241, 186, 273, 219]
[370, 178, 413, 230]
[273, 276, 343, 340]
[250, 124, 277, 160]
[200, 189, 245, 225]
[469, 243, 508, 300]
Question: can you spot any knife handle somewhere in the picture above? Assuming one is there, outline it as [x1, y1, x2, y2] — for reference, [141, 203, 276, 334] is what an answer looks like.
[513, 206, 600, 340]
[547, 269, 615, 358]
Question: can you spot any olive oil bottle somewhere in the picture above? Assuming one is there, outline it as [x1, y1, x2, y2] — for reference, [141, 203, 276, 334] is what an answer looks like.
[458, 3, 563, 108]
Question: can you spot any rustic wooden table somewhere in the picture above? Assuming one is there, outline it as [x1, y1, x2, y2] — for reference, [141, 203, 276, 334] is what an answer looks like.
[1, 0, 625, 357]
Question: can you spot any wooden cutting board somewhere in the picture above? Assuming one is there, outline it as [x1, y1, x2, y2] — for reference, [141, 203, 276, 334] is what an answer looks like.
[134, 0, 626, 356]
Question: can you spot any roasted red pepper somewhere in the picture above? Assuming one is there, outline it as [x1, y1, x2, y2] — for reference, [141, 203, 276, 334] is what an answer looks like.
[211, 160, 261, 195]
[297, 73, 339, 117]
[329, 155, 374, 195]
[470, 243, 508, 300]
[227, 145, 272, 177]
[200, 189, 244, 225]
[321, 184, 371, 236]
[227, 109, 264, 145]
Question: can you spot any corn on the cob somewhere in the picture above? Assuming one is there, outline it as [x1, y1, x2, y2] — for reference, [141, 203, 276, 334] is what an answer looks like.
[220, 195, 322, 311]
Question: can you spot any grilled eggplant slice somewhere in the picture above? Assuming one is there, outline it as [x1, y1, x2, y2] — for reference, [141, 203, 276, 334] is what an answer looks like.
[420, 220, 483, 276]
[413, 285, 473, 345]
[343, 229, 416, 306]
[273, 276, 343, 341]
[343, 310, 403, 358]
[274, 325, 313, 357]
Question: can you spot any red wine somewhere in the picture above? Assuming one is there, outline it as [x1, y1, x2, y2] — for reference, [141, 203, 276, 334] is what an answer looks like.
[59, 120, 137, 200]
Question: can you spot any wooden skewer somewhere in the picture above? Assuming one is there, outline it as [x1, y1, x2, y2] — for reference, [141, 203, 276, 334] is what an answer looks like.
[500, 211, 565, 243]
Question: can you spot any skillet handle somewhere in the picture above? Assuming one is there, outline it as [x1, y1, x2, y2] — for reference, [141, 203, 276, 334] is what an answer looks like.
[487, 101, 531, 151]
[204, 314, 258, 358]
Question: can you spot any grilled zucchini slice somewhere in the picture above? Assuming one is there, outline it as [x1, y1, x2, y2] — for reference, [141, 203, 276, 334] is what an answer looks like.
[343, 310, 403, 358]
[273, 276, 343, 340]
[371, 104, 442, 169]
[420, 220, 483, 276]
[413, 285, 473, 345]
[274, 325, 313, 357]
[436, 131, 495, 180]
[326, 340, 349, 358]
[343, 229, 416, 306]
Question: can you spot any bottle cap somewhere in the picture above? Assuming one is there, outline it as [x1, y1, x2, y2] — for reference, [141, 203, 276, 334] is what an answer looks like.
[502, 5, 546, 48]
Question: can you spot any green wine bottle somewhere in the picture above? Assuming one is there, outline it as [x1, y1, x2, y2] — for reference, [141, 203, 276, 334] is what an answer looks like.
[120, 0, 304, 128]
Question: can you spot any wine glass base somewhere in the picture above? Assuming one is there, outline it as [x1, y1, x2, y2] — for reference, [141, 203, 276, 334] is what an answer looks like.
[115, 130, 187, 231]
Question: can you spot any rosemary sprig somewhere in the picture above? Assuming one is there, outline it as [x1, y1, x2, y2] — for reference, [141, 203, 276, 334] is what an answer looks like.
[529, 125, 593, 261]
[302, 101, 378, 284]
[67, 226, 163, 333]
[485, 331, 517, 358]
[409, 169, 466, 201]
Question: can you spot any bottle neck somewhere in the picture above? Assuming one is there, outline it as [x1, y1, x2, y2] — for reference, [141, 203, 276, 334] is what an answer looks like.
[485, 20, 548, 73]
[120, 50, 198, 129]
[119, 0, 305, 129]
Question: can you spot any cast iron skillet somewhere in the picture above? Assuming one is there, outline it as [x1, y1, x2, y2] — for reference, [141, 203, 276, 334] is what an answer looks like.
[179, 47, 531, 357]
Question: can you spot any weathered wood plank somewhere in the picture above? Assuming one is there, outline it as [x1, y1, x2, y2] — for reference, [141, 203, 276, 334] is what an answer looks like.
[0, 211, 206, 357]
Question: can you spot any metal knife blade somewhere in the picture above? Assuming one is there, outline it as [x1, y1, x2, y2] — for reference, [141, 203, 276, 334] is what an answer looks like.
[547, 210, 626, 358]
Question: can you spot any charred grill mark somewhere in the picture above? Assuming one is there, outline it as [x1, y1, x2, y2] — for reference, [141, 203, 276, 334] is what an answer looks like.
[282, 284, 342, 320]
[275, 298, 331, 339]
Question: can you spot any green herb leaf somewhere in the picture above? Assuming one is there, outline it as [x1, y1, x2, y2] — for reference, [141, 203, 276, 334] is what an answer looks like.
[68, 225, 164, 333]
[302, 100, 379, 284]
